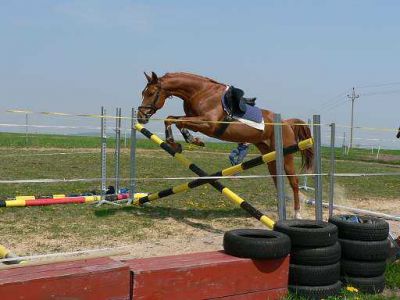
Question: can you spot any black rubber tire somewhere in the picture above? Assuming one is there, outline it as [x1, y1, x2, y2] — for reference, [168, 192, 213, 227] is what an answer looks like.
[289, 262, 340, 286]
[340, 238, 390, 261]
[223, 229, 291, 259]
[291, 242, 341, 266]
[274, 220, 338, 247]
[329, 215, 389, 241]
[289, 281, 342, 300]
[341, 259, 386, 277]
[341, 274, 385, 294]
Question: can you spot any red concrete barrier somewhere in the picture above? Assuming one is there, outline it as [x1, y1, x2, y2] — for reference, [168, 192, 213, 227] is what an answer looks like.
[125, 251, 289, 300]
[0, 250, 289, 300]
[0, 257, 130, 300]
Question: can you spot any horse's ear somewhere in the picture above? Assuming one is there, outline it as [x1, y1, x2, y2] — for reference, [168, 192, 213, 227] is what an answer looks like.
[151, 71, 158, 83]
[144, 72, 152, 83]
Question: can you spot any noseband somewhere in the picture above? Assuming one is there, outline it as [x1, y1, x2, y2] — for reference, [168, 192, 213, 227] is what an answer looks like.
[138, 86, 161, 118]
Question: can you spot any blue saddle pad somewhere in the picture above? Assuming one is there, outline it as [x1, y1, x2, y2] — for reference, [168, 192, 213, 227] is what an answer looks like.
[222, 95, 263, 123]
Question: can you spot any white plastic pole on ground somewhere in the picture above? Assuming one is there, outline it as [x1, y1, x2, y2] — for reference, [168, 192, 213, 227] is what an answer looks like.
[274, 113, 286, 220]
[306, 200, 400, 222]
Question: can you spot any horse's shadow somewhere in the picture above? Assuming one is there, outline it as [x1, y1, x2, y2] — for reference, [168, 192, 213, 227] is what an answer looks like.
[94, 205, 248, 234]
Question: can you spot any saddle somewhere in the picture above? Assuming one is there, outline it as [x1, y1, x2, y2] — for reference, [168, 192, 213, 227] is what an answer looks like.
[223, 86, 256, 116]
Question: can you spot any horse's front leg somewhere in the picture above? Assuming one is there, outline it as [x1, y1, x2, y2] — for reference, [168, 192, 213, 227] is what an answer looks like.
[180, 128, 205, 147]
[165, 116, 206, 148]
[164, 116, 185, 153]
[174, 116, 213, 146]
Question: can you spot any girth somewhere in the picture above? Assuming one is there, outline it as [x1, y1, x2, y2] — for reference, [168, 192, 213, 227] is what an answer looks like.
[214, 115, 234, 137]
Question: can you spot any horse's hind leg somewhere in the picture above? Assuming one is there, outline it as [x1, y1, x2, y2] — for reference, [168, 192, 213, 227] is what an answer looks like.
[255, 142, 279, 199]
[284, 154, 302, 219]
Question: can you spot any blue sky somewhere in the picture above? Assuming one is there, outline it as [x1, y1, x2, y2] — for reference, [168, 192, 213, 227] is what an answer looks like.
[1, 1, 400, 147]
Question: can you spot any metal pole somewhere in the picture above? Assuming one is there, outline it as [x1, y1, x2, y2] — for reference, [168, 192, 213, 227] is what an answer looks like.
[114, 108, 122, 193]
[128, 108, 137, 205]
[299, 118, 314, 191]
[342, 132, 346, 155]
[100, 107, 107, 198]
[328, 123, 336, 218]
[348, 87, 359, 149]
[274, 113, 286, 220]
[313, 114, 323, 221]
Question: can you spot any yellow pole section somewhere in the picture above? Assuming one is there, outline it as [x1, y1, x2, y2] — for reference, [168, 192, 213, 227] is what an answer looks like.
[135, 123, 144, 131]
[148, 193, 161, 201]
[172, 183, 189, 194]
[84, 195, 102, 202]
[15, 196, 35, 201]
[0, 245, 10, 258]
[262, 152, 276, 163]
[260, 215, 276, 229]
[299, 138, 313, 150]
[221, 164, 243, 176]
[6, 199, 27, 207]
[174, 153, 192, 168]
[221, 188, 276, 229]
[150, 135, 164, 145]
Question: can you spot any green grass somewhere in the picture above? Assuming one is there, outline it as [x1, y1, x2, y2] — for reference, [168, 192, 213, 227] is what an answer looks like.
[321, 146, 400, 165]
[385, 262, 400, 289]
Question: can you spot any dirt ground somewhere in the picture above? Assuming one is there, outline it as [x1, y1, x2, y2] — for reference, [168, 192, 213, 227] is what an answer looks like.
[69, 196, 396, 262]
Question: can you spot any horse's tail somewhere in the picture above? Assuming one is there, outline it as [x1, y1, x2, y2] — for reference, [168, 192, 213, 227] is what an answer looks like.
[285, 118, 314, 172]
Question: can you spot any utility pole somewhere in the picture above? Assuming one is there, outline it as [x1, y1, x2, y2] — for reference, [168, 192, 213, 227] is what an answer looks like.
[347, 87, 359, 148]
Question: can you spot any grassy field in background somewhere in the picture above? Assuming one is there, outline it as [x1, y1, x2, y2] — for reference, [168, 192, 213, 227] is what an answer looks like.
[0, 132, 399, 198]
[1, 132, 400, 298]
[1, 131, 400, 163]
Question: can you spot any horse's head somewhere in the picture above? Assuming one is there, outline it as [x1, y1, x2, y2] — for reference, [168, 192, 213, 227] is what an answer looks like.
[137, 72, 169, 124]
[397, 126, 400, 139]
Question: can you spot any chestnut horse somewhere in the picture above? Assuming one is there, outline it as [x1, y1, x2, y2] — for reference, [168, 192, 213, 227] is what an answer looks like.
[137, 72, 313, 218]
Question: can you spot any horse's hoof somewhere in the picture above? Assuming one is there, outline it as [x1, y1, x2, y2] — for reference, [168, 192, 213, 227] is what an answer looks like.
[193, 138, 205, 147]
[173, 143, 183, 153]
[294, 210, 302, 219]
[167, 140, 183, 153]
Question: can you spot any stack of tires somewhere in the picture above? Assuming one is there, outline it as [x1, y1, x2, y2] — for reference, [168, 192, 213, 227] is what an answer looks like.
[274, 220, 342, 300]
[329, 215, 389, 294]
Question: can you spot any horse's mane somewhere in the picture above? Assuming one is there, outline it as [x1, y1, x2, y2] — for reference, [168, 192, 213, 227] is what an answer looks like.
[162, 72, 225, 86]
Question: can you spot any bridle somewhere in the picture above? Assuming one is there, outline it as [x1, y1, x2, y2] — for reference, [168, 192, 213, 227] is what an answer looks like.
[138, 84, 161, 119]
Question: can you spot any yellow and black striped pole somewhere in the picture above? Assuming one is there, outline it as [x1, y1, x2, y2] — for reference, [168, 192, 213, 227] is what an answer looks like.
[136, 123, 282, 229]
[134, 137, 313, 206]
